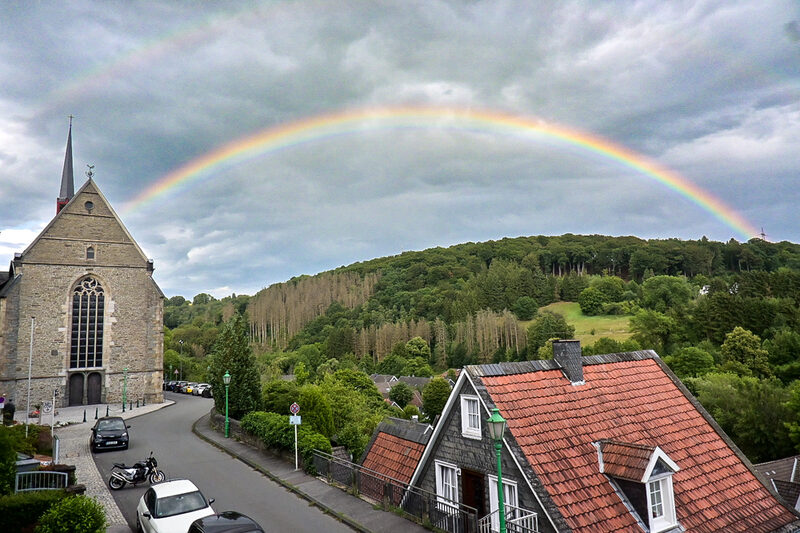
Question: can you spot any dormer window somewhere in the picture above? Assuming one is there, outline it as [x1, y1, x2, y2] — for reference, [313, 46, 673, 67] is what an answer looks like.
[86, 246, 95, 260]
[597, 440, 680, 532]
[460, 395, 481, 439]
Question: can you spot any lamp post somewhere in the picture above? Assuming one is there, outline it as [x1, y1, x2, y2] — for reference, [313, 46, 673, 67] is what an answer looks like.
[122, 368, 128, 413]
[223, 371, 231, 438]
[487, 408, 507, 533]
[179, 340, 184, 380]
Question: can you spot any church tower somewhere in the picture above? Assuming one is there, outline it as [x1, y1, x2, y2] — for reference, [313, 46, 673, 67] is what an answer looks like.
[57, 118, 75, 214]
[0, 122, 164, 408]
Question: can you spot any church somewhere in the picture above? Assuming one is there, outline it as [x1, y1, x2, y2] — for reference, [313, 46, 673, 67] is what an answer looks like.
[0, 124, 164, 409]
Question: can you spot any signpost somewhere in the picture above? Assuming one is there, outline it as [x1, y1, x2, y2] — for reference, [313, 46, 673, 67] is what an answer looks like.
[289, 402, 301, 470]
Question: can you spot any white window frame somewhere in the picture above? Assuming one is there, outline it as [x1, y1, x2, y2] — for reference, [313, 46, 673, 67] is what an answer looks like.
[460, 395, 481, 439]
[435, 460, 459, 506]
[488, 474, 518, 533]
[646, 474, 677, 532]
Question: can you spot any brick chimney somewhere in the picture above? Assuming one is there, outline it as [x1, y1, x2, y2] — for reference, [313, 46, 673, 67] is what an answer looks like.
[553, 339, 584, 385]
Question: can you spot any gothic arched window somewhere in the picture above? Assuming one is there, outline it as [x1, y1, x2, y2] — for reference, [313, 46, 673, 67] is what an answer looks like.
[86, 246, 95, 260]
[70, 277, 104, 368]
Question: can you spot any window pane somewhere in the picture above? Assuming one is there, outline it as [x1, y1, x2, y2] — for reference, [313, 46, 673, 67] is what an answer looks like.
[649, 480, 664, 518]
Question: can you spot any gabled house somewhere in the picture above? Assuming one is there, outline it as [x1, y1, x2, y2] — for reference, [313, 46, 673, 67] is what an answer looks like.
[757, 455, 800, 512]
[409, 340, 800, 532]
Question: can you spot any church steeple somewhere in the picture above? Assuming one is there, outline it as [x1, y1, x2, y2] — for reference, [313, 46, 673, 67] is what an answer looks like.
[57, 116, 75, 214]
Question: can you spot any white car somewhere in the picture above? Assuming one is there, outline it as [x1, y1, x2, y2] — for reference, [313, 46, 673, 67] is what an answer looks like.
[136, 479, 215, 533]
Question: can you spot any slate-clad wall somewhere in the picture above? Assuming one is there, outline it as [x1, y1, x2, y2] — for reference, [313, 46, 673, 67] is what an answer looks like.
[415, 378, 558, 533]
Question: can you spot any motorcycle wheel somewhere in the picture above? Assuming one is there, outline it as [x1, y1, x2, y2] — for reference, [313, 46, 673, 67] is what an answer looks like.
[108, 476, 125, 490]
[150, 470, 165, 484]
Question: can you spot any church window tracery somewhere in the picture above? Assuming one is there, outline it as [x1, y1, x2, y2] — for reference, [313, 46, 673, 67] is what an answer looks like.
[70, 277, 104, 368]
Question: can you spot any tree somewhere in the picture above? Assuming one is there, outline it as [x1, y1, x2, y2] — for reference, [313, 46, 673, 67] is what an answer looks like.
[422, 377, 452, 422]
[208, 314, 261, 420]
[0, 427, 16, 495]
[526, 311, 575, 354]
[640, 275, 692, 312]
[389, 381, 414, 408]
[406, 337, 432, 360]
[578, 287, 607, 316]
[720, 327, 771, 378]
[512, 296, 537, 320]
[298, 384, 335, 438]
[663, 347, 716, 378]
[629, 309, 676, 353]
[261, 380, 299, 415]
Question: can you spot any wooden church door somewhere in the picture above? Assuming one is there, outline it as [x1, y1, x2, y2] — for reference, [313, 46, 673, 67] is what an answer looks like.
[68, 373, 84, 406]
[87, 372, 102, 404]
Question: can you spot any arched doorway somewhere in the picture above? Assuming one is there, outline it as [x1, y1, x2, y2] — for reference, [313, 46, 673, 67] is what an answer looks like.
[68, 373, 84, 406]
[87, 372, 102, 404]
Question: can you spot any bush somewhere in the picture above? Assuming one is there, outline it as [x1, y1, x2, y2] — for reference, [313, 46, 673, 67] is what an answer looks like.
[36, 494, 106, 533]
[241, 411, 331, 473]
[0, 490, 67, 531]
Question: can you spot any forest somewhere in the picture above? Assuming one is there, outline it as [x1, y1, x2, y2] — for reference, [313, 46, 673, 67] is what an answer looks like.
[163, 234, 800, 463]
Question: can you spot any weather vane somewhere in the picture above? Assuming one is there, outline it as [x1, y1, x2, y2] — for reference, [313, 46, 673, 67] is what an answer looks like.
[86, 164, 94, 180]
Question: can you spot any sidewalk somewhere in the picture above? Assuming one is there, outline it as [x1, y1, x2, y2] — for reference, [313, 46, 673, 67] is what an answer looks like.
[15, 400, 173, 533]
[193, 413, 431, 533]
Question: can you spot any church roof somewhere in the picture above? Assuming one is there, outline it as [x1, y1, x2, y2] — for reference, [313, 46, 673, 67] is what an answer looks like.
[59, 122, 74, 202]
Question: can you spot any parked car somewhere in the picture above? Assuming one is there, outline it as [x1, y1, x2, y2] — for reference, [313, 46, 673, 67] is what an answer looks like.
[164, 380, 176, 391]
[137, 479, 215, 533]
[90, 416, 130, 452]
[193, 384, 211, 396]
[188, 511, 265, 532]
[170, 381, 188, 393]
[183, 382, 199, 394]
[201, 385, 213, 398]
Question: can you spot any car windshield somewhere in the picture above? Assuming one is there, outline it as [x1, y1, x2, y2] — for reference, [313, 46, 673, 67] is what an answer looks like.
[155, 490, 208, 518]
[97, 419, 125, 431]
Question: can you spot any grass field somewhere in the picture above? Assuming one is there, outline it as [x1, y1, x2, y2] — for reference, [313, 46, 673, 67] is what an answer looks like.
[537, 302, 632, 346]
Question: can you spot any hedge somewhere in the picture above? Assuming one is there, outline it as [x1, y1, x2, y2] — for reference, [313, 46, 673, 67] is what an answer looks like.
[0, 490, 67, 531]
[241, 411, 331, 473]
[36, 494, 106, 533]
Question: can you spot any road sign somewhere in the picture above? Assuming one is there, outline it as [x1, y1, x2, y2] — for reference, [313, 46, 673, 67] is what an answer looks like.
[174, 369, 179, 375]
[42, 401, 53, 414]
[289, 415, 301, 425]
[290, 402, 300, 415]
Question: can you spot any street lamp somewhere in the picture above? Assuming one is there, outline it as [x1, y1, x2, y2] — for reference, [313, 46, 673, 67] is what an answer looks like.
[179, 340, 184, 380]
[223, 371, 231, 438]
[487, 408, 507, 533]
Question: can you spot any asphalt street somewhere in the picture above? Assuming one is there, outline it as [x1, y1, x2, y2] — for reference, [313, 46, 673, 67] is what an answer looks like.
[92, 391, 355, 532]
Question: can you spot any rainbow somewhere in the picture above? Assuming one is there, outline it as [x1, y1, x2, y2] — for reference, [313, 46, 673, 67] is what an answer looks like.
[122, 106, 760, 240]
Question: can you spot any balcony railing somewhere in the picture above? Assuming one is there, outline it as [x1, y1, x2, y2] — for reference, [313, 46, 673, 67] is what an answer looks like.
[313, 449, 479, 532]
[477, 502, 539, 533]
[15, 471, 68, 493]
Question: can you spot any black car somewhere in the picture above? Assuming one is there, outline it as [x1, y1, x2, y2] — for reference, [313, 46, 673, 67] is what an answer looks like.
[90, 416, 130, 452]
[188, 511, 265, 533]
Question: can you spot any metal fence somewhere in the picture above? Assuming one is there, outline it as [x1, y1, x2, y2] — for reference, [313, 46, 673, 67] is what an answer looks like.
[313, 450, 479, 532]
[15, 471, 69, 493]
[478, 502, 539, 533]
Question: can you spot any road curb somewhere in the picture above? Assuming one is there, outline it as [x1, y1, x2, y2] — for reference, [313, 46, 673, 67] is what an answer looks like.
[191, 414, 372, 533]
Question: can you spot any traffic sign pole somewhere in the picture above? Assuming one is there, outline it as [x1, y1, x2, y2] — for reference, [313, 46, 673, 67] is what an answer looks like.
[290, 402, 300, 470]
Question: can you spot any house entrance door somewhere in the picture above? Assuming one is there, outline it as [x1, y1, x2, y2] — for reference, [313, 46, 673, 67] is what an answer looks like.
[87, 372, 102, 404]
[461, 469, 486, 518]
[68, 373, 84, 406]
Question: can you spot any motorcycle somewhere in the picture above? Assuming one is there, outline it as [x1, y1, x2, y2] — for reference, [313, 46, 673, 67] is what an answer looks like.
[108, 451, 165, 490]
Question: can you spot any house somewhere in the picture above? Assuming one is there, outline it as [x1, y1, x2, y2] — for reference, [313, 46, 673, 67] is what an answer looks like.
[359, 416, 432, 505]
[756, 455, 800, 512]
[0, 123, 164, 407]
[408, 340, 800, 532]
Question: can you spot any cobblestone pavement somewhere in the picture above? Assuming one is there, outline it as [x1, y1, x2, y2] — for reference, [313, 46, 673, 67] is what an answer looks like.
[14, 400, 173, 532]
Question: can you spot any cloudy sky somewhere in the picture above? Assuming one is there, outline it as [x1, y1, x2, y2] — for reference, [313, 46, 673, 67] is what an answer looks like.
[1, 1, 798, 298]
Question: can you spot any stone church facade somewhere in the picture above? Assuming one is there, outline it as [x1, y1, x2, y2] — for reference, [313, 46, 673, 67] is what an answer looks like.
[0, 126, 164, 408]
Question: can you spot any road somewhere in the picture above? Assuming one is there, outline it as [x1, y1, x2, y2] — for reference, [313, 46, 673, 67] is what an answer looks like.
[93, 391, 354, 532]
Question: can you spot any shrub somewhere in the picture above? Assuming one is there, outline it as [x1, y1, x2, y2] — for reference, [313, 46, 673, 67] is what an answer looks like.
[241, 411, 331, 473]
[36, 494, 106, 533]
[0, 490, 67, 531]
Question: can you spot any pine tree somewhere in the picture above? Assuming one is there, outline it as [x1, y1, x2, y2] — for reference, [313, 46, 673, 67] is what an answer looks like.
[209, 314, 261, 419]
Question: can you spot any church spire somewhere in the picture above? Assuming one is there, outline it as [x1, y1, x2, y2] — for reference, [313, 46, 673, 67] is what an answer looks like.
[57, 116, 75, 214]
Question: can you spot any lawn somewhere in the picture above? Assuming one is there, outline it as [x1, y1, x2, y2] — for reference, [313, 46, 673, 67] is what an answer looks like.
[538, 302, 632, 346]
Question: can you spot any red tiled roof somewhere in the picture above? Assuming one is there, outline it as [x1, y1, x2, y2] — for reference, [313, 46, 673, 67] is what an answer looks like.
[599, 440, 656, 482]
[362, 432, 425, 485]
[481, 358, 798, 533]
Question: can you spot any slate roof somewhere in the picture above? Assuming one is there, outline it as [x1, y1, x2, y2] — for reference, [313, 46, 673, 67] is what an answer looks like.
[361, 417, 431, 485]
[757, 455, 800, 484]
[473, 351, 800, 533]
